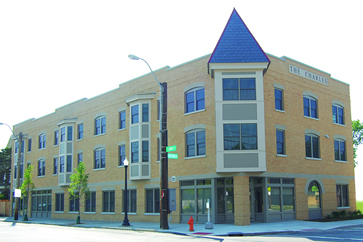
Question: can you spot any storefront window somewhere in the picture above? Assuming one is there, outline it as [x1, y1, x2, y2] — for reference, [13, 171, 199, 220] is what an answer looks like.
[181, 189, 195, 214]
[197, 179, 211, 185]
[197, 188, 211, 214]
[283, 187, 294, 211]
[268, 187, 281, 211]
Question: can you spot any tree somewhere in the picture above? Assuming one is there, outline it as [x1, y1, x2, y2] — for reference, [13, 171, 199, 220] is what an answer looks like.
[68, 162, 90, 224]
[353, 119, 363, 167]
[0, 148, 11, 200]
[20, 165, 35, 221]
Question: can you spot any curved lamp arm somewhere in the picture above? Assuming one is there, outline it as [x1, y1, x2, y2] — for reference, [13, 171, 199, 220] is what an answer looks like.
[128, 54, 164, 92]
[0, 122, 18, 142]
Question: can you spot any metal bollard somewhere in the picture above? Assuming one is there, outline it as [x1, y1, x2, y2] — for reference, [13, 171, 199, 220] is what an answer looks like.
[205, 199, 213, 229]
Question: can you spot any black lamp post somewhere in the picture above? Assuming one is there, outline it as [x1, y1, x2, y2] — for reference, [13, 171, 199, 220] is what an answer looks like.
[122, 158, 130, 226]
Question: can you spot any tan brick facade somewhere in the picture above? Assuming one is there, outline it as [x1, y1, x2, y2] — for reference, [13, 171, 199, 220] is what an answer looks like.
[10, 53, 355, 226]
[9, 8, 355, 225]
[9, 50, 356, 227]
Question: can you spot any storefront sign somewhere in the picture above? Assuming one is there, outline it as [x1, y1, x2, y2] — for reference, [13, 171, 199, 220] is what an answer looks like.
[289, 65, 328, 85]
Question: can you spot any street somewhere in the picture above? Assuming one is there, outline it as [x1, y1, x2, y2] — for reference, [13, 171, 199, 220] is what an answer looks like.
[0, 222, 217, 242]
[266, 225, 363, 241]
[1, 222, 363, 242]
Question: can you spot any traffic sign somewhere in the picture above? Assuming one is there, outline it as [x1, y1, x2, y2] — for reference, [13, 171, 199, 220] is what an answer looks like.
[168, 153, 178, 159]
[166, 145, 177, 152]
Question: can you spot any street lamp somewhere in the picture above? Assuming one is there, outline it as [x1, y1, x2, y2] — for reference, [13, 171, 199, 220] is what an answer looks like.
[0, 123, 22, 221]
[128, 54, 169, 230]
[122, 158, 130, 226]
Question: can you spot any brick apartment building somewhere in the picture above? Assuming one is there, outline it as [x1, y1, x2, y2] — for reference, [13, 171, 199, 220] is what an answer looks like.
[9, 9, 355, 225]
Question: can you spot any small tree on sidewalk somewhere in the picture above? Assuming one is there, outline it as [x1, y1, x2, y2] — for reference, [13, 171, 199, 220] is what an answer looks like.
[68, 162, 90, 224]
[20, 165, 35, 221]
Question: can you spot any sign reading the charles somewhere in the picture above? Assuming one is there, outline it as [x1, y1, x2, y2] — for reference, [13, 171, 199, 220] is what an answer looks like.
[289, 65, 328, 85]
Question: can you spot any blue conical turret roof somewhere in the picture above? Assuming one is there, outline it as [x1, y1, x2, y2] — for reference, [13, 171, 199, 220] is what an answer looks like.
[208, 9, 270, 64]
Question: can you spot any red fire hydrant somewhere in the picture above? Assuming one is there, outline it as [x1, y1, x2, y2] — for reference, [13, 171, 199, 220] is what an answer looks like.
[188, 216, 194, 231]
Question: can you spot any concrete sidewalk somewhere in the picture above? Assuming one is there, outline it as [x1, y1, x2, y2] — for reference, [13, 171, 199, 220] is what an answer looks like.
[1, 216, 363, 237]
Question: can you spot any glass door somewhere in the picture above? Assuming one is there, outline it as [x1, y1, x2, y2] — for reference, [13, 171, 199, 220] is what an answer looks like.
[216, 178, 234, 223]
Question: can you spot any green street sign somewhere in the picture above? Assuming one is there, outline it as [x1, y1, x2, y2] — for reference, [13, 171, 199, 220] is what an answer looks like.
[166, 145, 177, 152]
[168, 153, 178, 159]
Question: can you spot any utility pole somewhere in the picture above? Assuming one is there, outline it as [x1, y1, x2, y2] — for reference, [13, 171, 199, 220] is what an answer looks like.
[160, 82, 169, 229]
[127, 55, 169, 229]
[14, 132, 22, 220]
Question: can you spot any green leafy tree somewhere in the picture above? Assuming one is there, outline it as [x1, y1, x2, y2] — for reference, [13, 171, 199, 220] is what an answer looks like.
[20, 165, 35, 221]
[68, 162, 90, 224]
[0, 148, 11, 200]
[353, 119, 363, 167]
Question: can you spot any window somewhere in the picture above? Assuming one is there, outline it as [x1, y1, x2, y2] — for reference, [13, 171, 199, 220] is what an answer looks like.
[334, 140, 346, 161]
[77, 124, 84, 139]
[38, 159, 45, 176]
[77, 153, 83, 165]
[142, 104, 149, 122]
[69, 192, 79, 212]
[305, 134, 319, 158]
[131, 105, 139, 124]
[94, 149, 106, 169]
[304, 96, 318, 118]
[95, 116, 106, 135]
[54, 131, 59, 146]
[119, 145, 125, 166]
[131, 142, 139, 163]
[15, 140, 25, 154]
[85, 191, 96, 212]
[39, 134, 46, 149]
[102, 190, 115, 213]
[332, 105, 344, 125]
[123, 189, 137, 213]
[223, 78, 256, 100]
[66, 155, 72, 172]
[67, 126, 73, 141]
[276, 130, 285, 155]
[60, 127, 65, 142]
[119, 111, 126, 129]
[224, 124, 257, 150]
[186, 130, 206, 157]
[53, 158, 58, 175]
[28, 138, 32, 152]
[275, 89, 283, 111]
[142, 141, 149, 162]
[268, 187, 281, 212]
[336, 184, 349, 207]
[185, 87, 205, 113]
[60, 156, 65, 173]
[55, 193, 64, 212]
[145, 188, 160, 213]
[181, 179, 212, 216]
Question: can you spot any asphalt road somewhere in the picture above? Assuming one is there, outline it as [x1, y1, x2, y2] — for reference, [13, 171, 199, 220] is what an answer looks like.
[2, 221, 363, 242]
[265, 225, 363, 242]
[0, 222, 218, 242]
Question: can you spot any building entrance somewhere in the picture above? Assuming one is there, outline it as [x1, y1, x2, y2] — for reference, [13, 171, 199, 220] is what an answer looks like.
[308, 181, 322, 220]
[250, 177, 264, 222]
[216, 178, 234, 224]
[31, 190, 52, 218]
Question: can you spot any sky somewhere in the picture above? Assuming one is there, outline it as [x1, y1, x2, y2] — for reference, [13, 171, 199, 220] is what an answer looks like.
[1, 1, 363, 199]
